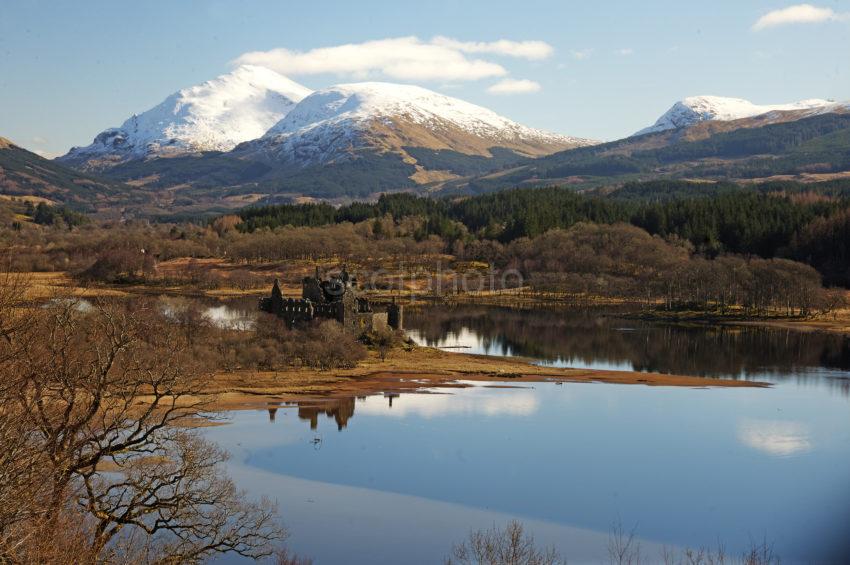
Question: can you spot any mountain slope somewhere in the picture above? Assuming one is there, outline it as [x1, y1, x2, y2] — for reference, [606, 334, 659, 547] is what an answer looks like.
[87, 81, 595, 202]
[58, 65, 312, 170]
[436, 110, 850, 195]
[0, 137, 133, 208]
[237, 82, 593, 168]
[636, 96, 838, 135]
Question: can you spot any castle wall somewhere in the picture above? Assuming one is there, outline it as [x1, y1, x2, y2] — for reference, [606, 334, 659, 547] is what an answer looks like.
[302, 277, 324, 303]
[261, 273, 401, 335]
[346, 312, 387, 334]
[387, 304, 403, 330]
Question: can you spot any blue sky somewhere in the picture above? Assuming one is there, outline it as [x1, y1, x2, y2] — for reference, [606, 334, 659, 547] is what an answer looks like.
[1, 0, 849, 157]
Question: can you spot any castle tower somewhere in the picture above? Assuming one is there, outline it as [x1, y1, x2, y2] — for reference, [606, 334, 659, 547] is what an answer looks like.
[387, 299, 403, 330]
[270, 278, 284, 314]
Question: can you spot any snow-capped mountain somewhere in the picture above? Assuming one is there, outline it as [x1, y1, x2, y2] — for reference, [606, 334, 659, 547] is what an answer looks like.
[59, 65, 312, 169]
[236, 82, 594, 168]
[635, 96, 837, 136]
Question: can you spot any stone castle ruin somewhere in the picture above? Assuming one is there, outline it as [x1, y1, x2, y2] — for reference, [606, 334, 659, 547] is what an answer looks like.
[259, 267, 402, 335]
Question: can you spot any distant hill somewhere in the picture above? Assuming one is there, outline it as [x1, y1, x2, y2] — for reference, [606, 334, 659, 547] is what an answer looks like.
[55, 73, 594, 204]
[0, 137, 135, 210]
[634, 95, 840, 136]
[32, 77, 850, 214]
[435, 110, 850, 195]
[58, 65, 312, 170]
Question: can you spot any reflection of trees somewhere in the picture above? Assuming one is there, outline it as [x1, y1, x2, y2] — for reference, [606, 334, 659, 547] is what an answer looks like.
[405, 306, 850, 386]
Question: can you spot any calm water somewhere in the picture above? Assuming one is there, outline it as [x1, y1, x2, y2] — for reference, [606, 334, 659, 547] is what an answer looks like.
[205, 305, 850, 564]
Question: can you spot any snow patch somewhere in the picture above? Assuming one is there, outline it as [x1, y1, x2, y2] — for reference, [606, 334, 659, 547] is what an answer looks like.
[60, 65, 312, 165]
[635, 95, 840, 136]
[245, 82, 594, 166]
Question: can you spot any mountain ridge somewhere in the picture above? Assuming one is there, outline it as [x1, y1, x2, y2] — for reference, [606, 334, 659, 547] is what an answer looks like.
[0, 137, 135, 208]
[636, 95, 841, 136]
[231, 81, 594, 188]
[432, 110, 850, 195]
[58, 65, 312, 170]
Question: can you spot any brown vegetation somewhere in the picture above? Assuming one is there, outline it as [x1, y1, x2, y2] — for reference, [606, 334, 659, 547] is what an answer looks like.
[0, 282, 285, 563]
[446, 521, 565, 565]
[2, 209, 845, 325]
[446, 520, 780, 565]
[502, 223, 842, 317]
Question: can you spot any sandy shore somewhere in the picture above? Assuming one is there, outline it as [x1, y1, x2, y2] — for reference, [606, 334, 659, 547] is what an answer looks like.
[194, 347, 768, 412]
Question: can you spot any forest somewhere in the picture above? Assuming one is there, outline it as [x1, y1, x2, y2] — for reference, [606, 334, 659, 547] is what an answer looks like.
[2, 178, 847, 318]
[235, 179, 850, 286]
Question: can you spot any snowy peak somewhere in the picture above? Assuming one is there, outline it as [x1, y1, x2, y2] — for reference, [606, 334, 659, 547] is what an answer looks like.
[245, 81, 594, 167]
[636, 95, 837, 136]
[266, 82, 573, 142]
[59, 65, 312, 169]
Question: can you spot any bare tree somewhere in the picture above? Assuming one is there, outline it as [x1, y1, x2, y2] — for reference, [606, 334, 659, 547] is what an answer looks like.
[0, 286, 285, 563]
[80, 434, 280, 561]
[445, 521, 566, 565]
[608, 520, 642, 565]
[0, 269, 50, 552]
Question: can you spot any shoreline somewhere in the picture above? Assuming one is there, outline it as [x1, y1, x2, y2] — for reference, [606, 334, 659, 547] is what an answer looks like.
[628, 310, 850, 336]
[195, 347, 768, 413]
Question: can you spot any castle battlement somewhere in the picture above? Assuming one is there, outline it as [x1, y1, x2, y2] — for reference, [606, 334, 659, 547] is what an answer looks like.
[259, 267, 402, 335]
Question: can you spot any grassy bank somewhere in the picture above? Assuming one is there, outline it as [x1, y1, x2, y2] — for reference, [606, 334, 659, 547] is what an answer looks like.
[198, 346, 768, 413]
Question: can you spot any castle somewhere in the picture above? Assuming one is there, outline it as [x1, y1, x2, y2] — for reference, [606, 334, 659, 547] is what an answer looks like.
[259, 267, 402, 334]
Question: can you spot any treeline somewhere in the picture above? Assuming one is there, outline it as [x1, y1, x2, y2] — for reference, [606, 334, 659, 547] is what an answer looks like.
[27, 202, 88, 228]
[503, 224, 839, 317]
[2, 211, 844, 316]
[234, 180, 850, 284]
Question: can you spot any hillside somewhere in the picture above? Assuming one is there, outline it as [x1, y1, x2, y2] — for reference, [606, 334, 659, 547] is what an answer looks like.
[0, 137, 135, 209]
[436, 110, 850, 195]
[58, 65, 312, 170]
[238, 82, 590, 166]
[635, 95, 837, 135]
[71, 80, 594, 203]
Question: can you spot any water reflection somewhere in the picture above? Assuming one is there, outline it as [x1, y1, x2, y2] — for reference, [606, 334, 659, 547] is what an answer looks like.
[737, 419, 812, 457]
[157, 296, 257, 330]
[202, 304, 255, 330]
[259, 386, 542, 433]
[406, 305, 850, 392]
[207, 381, 850, 564]
[357, 388, 540, 419]
[294, 397, 357, 431]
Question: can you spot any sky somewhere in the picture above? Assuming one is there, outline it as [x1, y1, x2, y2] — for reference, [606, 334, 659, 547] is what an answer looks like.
[1, 0, 849, 157]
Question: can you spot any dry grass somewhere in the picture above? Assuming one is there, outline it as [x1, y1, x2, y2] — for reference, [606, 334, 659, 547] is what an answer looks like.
[21, 272, 128, 300]
[197, 346, 767, 412]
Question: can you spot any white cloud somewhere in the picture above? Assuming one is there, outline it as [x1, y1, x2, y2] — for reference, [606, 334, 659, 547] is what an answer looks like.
[570, 48, 594, 61]
[752, 4, 849, 31]
[487, 78, 542, 95]
[615, 48, 634, 56]
[431, 36, 554, 60]
[234, 37, 549, 82]
[737, 419, 811, 457]
[356, 389, 539, 419]
[32, 148, 60, 159]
